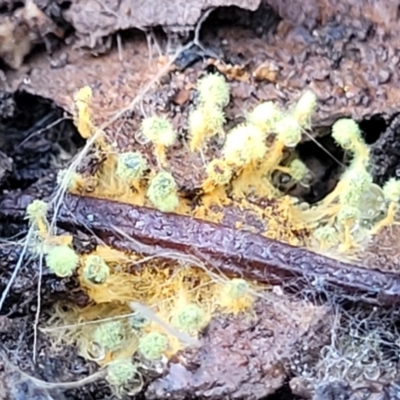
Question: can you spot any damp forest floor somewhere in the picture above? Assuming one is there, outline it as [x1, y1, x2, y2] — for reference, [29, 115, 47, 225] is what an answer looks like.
[2, 1, 400, 399]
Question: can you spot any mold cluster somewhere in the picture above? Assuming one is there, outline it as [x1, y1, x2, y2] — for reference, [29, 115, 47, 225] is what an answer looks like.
[27, 73, 400, 396]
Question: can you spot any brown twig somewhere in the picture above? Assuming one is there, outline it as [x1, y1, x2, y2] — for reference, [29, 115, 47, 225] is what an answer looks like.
[54, 195, 400, 307]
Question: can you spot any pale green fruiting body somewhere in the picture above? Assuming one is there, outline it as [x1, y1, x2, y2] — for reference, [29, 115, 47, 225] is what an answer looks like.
[106, 359, 137, 386]
[141, 116, 176, 147]
[383, 178, 400, 202]
[26, 199, 48, 223]
[224, 278, 250, 299]
[147, 171, 179, 212]
[93, 321, 124, 351]
[331, 118, 363, 150]
[247, 101, 282, 132]
[288, 159, 308, 182]
[292, 90, 317, 127]
[337, 205, 360, 223]
[116, 152, 147, 183]
[45, 246, 80, 277]
[223, 124, 267, 167]
[138, 332, 169, 360]
[339, 168, 373, 207]
[275, 116, 302, 147]
[83, 255, 110, 284]
[173, 304, 206, 333]
[197, 73, 230, 107]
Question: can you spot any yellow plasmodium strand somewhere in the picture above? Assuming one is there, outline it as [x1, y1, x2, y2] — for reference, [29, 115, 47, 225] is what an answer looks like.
[73, 86, 93, 139]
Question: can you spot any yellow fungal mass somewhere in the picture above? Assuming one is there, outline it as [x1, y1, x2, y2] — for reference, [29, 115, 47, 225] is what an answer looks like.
[42, 76, 400, 385]
[73, 86, 93, 139]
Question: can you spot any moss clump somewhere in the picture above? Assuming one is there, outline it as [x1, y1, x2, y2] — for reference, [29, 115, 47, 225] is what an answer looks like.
[45, 246, 80, 277]
[138, 332, 169, 360]
[82, 255, 110, 284]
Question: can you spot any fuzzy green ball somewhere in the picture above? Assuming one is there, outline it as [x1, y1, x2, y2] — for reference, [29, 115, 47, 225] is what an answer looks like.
[331, 118, 363, 150]
[106, 359, 137, 386]
[340, 168, 372, 207]
[141, 116, 176, 147]
[197, 73, 230, 107]
[147, 171, 179, 212]
[313, 226, 339, 247]
[337, 205, 360, 223]
[292, 90, 317, 127]
[138, 332, 168, 360]
[383, 178, 400, 203]
[224, 278, 250, 299]
[289, 159, 308, 182]
[275, 116, 302, 147]
[173, 304, 206, 333]
[45, 246, 80, 277]
[247, 101, 282, 132]
[116, 152, 147, 183]
[93, 321, 124, 351]
[223, 124, 267, 167]
[26, 199, 48, 223]
[82, 255, 110, 284]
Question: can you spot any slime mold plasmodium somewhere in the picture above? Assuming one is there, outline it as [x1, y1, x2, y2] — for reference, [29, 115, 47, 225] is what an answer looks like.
[37, 78, 400, 394]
